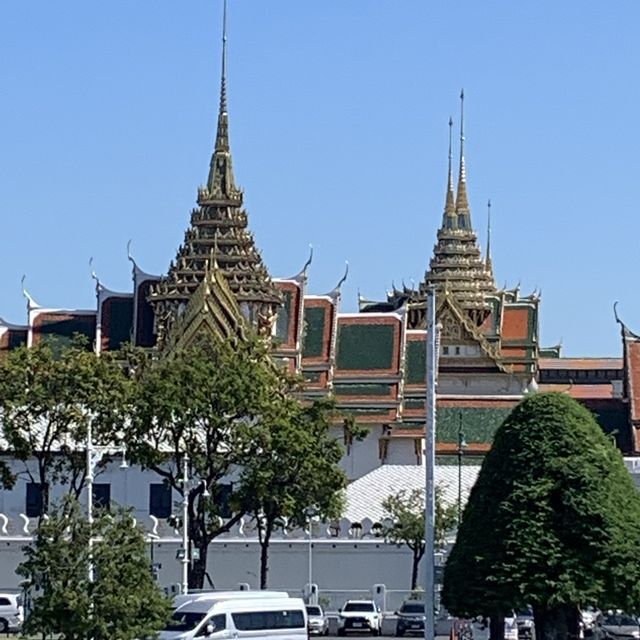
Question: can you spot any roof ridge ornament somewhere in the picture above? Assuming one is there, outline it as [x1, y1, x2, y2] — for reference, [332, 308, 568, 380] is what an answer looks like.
[21, 275, 41, 311]
[327, 261, 349, 300]
[89, 257, 102, 294]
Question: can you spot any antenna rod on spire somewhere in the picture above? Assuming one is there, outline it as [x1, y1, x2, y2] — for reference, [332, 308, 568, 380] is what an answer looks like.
[220, 0, 228, 115]
[448, 117, 453, 178]
[459, 88, 465, 182]
[486, 198, 493, 271]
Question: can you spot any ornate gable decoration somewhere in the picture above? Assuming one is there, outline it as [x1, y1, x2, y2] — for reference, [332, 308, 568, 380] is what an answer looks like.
[437, 292, 511, 373]
[162, 258, 246, 354]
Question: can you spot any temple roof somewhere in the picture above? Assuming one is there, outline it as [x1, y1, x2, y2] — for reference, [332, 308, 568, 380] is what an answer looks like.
[149, 1, 280, 345]
[421, 93, 496, 310]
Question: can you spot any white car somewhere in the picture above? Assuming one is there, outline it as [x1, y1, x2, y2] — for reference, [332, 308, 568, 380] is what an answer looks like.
[0, 593, 23, 633]
[338, 600, 382, 636]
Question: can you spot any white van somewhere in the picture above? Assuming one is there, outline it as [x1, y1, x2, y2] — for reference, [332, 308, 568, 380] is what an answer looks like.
[172, 591, 289, 613]
[160, 596, 308, 640]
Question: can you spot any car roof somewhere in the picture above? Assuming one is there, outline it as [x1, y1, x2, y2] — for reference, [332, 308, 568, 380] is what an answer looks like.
[174, 591, 288, 608]
[178, 597, 305, 615]
[345, 600, 375, 604]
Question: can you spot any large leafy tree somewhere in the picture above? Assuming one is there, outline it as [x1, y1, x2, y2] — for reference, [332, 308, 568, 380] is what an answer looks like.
[126, 335, 296, 589]
[236, 397, 347, 589]
[442, 392, 640, 640]
[382, 486, 457, 590]
[0, 338, 132, 511]
[17, 498, 171, 640]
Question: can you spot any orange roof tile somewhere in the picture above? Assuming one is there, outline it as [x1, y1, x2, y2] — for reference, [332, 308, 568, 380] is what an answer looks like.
[539, 358, 622, 370]
[538, 383, 616, 400]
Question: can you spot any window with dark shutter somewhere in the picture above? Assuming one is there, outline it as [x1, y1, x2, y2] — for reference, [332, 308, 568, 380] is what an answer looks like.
[26, 483, 45, 517]
[93, 483, 111, 510]
[149, 483, 172, 518]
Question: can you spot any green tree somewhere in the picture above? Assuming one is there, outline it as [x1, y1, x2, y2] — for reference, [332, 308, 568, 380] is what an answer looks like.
[382, 486, 457, 590]
[126, 335, 296, 589]
[17, 498, 171, 640]
[442, 392, 640, 640]
[236, 397, 347, 589]
[0, 339, 132, 511]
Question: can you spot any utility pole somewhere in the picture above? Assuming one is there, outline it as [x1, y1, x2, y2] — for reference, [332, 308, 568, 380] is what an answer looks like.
[424, 287, 437, 640]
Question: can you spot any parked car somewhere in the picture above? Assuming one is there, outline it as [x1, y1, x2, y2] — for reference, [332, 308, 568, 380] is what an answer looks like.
[504, 613, 518, 640]
[598, 612, 640, 640]
[338, 600, 382, 636]
[395, 601, 426, 636]
[306, 604, 329, 636]
[516, 607, 534, 639]
[0, 593, 23, 633]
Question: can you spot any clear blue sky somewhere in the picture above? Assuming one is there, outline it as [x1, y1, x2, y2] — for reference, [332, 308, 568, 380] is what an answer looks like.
[1, 1, 638, 356]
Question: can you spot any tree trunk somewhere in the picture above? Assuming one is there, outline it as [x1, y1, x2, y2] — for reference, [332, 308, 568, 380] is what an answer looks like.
[489, 614, 505, 640]
[411, 547, 420, 590]
[259, 528, 272, 590]
[534, 604, 580, 640]
[189, 539, 209, 590]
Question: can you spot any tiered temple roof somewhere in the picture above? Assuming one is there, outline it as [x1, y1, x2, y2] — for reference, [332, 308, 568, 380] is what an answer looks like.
[148, 4, 279, 347]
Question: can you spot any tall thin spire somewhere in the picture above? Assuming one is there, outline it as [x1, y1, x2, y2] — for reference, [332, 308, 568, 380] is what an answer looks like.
[486, 199, 493, 274]
[442, 117, 456, 228]
[455, 89, 471, 228]
[206, 0, 237, 198]
[219, 0, 228, 118]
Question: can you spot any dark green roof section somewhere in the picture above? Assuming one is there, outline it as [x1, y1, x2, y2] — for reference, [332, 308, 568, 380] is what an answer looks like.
[336, 323, 395, 371]
[302, 306, 327, 359]
[406, 340, 426, 384]
[436, 406, 511, 444]
[334, 383, 393, 397]
[274, 290, 292, 343]
[105, 297, 133, 351]
[39, 316, 96, 356]
[404, 398, 425, 410]
[592, 405, 631, 452]
[340, 407, 393, 417]
[8, 329, 27, 350]
[303, 370, 323, 383]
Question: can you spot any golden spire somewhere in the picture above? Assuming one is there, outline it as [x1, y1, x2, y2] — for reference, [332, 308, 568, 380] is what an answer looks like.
[442, 116, 456, 229]
[206, 0, 237, 198]
[455, 89, 471, 229]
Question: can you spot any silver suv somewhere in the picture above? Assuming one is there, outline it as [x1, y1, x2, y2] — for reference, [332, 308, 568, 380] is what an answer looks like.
[338, 600, 382, 636]
[0, 593, 23, 633]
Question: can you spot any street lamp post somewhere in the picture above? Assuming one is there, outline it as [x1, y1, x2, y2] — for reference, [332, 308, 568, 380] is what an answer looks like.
[457, 413, 468, 525]
[304, 506, 317, 604]
[181, 454, 189, 595]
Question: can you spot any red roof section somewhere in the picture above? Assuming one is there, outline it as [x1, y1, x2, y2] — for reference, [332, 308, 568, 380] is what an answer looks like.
[626, 339, 640, 422]
[538, 383, 616, 400]
[539, 357, 622, 370]
[501, 307, 529, 340]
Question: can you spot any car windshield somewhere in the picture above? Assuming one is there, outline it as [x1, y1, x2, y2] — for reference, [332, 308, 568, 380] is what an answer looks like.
[401, 603, 425, 614]
[164, 611, 206, 632]
[307, 606, 322, 616]
[344, 602, 375, 612]
[604, 614, 638, 627]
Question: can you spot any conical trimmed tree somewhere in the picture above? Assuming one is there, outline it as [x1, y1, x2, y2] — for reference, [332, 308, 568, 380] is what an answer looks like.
[443, 392, 640, 640]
